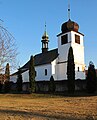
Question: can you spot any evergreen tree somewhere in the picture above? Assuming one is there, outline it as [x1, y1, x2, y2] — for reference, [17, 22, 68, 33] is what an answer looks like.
[29, 56, 36, 93]
[0, 81, 2, 92]
[4, 81, 10, 93]
[5, 63, 10, 81]
[86, 61, 97, 93]
[49, 76, 56, 93]
[4, 63, 10, 93]
[17, 67, 23, 92]
[67, 47, 75, 94]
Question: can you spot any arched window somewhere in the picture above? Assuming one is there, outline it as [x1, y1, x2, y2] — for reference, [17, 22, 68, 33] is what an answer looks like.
[78, 67, 79, 72]
[45, 69, 47, 76]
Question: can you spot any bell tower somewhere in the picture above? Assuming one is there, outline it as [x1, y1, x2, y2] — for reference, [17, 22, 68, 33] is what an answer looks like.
[41, 23, 49, 53]
[56, 1, 85, 80]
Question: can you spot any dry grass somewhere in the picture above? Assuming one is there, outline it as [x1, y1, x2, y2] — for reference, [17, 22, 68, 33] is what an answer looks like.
[0, 94, 97, 120]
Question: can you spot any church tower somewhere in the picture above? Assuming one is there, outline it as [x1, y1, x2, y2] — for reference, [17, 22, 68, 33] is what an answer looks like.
[41, 23, 49, 53]
[57, 5, 85, 80]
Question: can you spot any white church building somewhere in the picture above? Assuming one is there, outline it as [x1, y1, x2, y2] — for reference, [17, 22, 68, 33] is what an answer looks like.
[11, 18, 86, 87]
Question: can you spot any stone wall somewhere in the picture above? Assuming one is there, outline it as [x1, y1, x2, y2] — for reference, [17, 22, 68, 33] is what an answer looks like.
[9, 80, 86, 93]
[35, 80, 86, 92]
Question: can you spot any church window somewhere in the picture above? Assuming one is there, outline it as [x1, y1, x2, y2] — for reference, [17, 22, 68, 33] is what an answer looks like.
[75, 34, 80, 44]
[78, 67, 79, 72]
[45, 69, 47, 76]
[61, 34, 68, 45]
[35, 71, 37, 77]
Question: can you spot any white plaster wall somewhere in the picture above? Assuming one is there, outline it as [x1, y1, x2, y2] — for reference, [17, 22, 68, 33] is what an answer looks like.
[21, 64, 52, 82]
[11, 64, 52, 83]
[35, 64, 52, 81]
[10, 75, 17, 83]
[56, 62, 86, 80]
[75, 64, 86, 79]
[71, 31, 84, 64]
[58, 32, 71, 62]
[71, 31, 84, 46]
[57, 63, 67, 80]
[75, 64, 85, 72]
[71, 31, 85, 79]
[21, 61, 86, 82]
[51, 58, 58, 80]
[22, 70, 29, 82]
[57, 31, 85, 80]
[58, 31, 84, 64]
[72, 44, 84, 65]
[10, 71, 29, 83]
[75, 71, 86, 79]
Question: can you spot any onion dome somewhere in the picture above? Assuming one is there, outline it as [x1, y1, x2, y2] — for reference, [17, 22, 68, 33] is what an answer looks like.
[42, 31, 49, 41]
[61, 19, 79, 33]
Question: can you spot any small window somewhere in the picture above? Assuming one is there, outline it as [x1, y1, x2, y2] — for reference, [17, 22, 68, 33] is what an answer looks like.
[35, 71, 37, 77]
[45, 69, 47, 76]
[78, 67, 79, 72]
[75, 34, 80, 44]
[61, 34, 68, 45]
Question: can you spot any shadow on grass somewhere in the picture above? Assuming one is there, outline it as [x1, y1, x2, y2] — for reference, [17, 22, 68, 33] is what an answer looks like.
[59, 91, 97, 97]
[1, 90, 97, 98]
[35, 91, 97, 98]
[0, 109, 87, 120]
[0, 109, 94, 120]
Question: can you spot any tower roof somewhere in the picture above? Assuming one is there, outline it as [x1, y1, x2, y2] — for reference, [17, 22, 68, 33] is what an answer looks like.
[61, 19, 79, 33]
[42, 31, 49, 40]
[42, 22, 49, 41]
[19, 48, 58, 71]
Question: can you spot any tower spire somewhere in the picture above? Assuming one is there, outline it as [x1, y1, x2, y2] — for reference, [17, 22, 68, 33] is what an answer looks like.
[68, 0, 70, 20]
[41, 22, 49, 53]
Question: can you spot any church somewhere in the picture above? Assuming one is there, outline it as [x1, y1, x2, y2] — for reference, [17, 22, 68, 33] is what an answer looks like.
[21, 18, 86, 80]
[11, 10, 86, 91]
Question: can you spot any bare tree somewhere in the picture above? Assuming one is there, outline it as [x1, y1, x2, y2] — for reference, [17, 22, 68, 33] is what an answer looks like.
[0, 25, 18, 73]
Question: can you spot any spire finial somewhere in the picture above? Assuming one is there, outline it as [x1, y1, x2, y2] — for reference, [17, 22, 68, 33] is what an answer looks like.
[45, 21, 46, 32]
[42, 21, 49, 39]
[68, 0, 70, 20]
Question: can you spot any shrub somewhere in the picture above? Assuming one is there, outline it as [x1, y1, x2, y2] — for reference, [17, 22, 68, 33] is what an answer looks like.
[4, 81, 10, 93]
[49, 76, 56, 93]
[86, 61, 97, 93]
[17, 68, 23, 92]
[0, 81, 2, 92]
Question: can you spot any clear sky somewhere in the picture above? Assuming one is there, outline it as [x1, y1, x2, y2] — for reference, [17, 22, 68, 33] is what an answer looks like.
[0, 0, 97, 71]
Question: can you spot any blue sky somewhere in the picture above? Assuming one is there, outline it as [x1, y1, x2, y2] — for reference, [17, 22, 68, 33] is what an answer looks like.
[0, 0, 97, 71]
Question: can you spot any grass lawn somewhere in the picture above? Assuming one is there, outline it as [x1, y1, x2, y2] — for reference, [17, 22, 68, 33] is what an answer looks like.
[0, 93, 97, 120]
